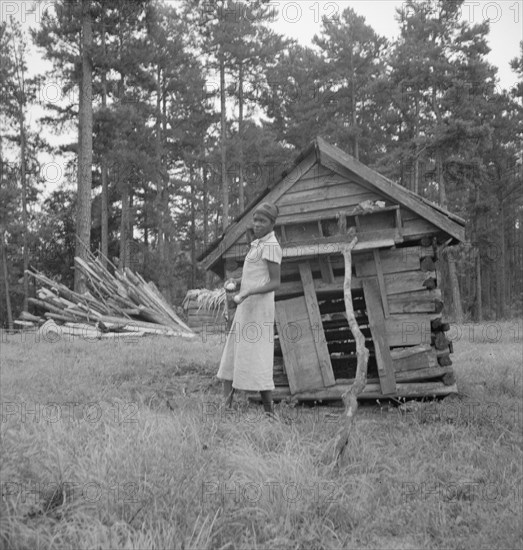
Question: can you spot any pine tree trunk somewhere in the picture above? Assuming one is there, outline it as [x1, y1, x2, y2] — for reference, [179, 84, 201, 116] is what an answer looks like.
[203, 164, 208, 248]
[413, 96, 420, 193]
[11, 20, 30, 310]
[120, 179, 129, 269]
[476, 247, 482, 321]
[101, 159, 108, 262]
[155, 64, 165, 261]
[437, 154, 447, 208]
[100, 5, 109, 266]
[238, 60, 245, 212]
[203, 165, 211, 287]
[498, 201, 506, 318]
[349, 47, 359, 160]
[144, 208, 148, 247]
[1, 232, 13, 329]
[437, 153, 462, 322]
[220, 53, 228, 230]
[129, 188, 134, 254]
[116, 7, 128, 271]
[19, 102, 29, 311]
[507, 216, 513, 307]
[484, 264, 491, 319]
[447, 247, 464, 323]
[190, 167, 196, 289]
[74, 0, 93, 293]
[161, 87, 169, 271]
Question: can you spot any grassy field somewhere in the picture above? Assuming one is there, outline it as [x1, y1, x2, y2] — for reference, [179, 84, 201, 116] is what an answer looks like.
[1, 320, 522, 550]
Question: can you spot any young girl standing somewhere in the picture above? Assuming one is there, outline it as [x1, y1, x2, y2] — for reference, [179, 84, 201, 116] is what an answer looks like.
[217, 202, 282, 415]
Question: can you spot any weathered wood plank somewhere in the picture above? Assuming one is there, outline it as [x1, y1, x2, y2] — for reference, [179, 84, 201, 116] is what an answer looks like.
[362, 279, 396, 395]
[384, 271, 437, 295]
[358, 210, 396, 231]
[278, 207, 403, 227]
[285, 222, 322, 241]
[275, 299, 303, 392]
[388, 289, 442, 314]
[354, 248, 420, 276]
[277, 191, 382, 218]
[385, 314, 433, 346]
[393, 366, 454, 382]
[278, 190, 381, 216]
[276, 275, 360, 298]
[395, 207, 403, 238]
[251, 381, 458, 402]
[280, 181, 375, 206]
[284, 171, 352, 193]
[391, 346, 433, 372]
[295, 162, 336, 183]
[277, 267, 437, 302]
[373, 250, 390, 317]
[318, 257, 335, 283]
[298, 262, 336, 387]
[283, 239, 395, 259]
[402, 217, 440, 239]
[275, 297, 326, 393]
[283, 228, 401, 248]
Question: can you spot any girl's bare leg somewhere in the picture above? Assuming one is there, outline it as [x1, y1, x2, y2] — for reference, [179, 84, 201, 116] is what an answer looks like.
[223, 380, 235, 408]
[260, 390, 273, 415]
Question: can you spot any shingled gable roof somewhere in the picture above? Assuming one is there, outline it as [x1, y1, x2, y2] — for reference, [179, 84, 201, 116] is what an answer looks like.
[198, 137, 466, 273]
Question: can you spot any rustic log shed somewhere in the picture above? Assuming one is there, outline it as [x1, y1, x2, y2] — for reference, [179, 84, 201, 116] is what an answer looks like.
[197, 137, 466, 402]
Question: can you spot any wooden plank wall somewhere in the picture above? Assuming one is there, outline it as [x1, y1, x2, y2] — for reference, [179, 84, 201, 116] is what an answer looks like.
[362, 278, 397, 395]
[275, 296, 328, 392]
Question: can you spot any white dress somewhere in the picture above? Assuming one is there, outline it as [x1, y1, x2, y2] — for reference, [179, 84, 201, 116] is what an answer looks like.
[217, 231, 283, 391]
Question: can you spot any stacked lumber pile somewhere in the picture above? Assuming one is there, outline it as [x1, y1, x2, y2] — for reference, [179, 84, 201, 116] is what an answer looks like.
[16, 253, 194, 339]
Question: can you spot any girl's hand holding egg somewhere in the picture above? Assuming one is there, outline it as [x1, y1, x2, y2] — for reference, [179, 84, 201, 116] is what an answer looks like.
[224, 279, 236, 292]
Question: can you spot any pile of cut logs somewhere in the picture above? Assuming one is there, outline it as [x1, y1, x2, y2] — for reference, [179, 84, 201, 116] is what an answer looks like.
[15, 252, 194, 339]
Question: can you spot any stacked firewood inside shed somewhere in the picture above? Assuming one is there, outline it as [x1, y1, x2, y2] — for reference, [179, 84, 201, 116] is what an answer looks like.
[15, 252, 194, 339]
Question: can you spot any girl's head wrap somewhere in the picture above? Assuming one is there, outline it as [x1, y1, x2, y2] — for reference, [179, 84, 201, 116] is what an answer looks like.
[254, 202, 279, 223]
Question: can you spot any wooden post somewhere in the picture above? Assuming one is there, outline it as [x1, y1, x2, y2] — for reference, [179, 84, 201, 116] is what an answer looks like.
[332, 227, 370, 465]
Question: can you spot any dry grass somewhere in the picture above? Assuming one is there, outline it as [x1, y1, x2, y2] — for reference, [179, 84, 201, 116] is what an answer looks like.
[0, 320, 522, 550]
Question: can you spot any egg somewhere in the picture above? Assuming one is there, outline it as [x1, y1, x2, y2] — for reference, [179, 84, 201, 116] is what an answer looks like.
[233, 294, 242, 304]
[225, 282, 236, 291]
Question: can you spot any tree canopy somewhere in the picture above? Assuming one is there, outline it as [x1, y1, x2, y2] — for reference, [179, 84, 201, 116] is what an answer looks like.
[1, 0, 521, 323]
